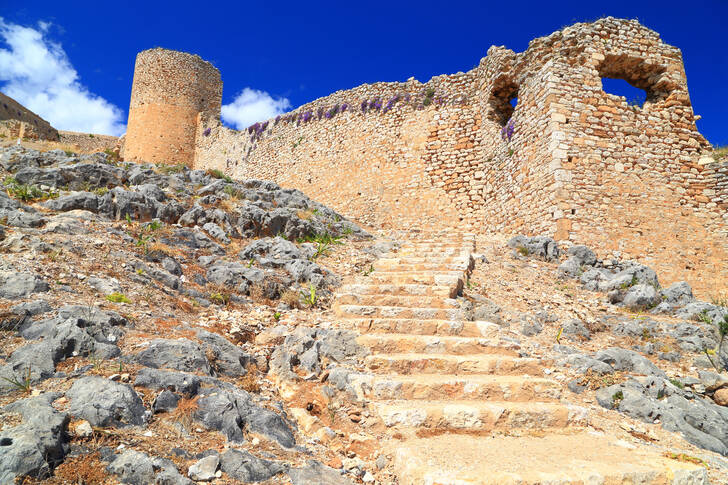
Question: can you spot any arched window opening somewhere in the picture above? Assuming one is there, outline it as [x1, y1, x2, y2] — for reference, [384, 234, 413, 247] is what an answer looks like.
[597, 54, 669, 108]
[489, 76, 519, 127]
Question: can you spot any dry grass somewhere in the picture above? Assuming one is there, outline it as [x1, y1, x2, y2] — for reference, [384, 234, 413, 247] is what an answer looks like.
[280, 289, 302, 309]
[52, 452, 110, 484]
[577, 369, 626, 390]
[239, 364, 262, 393]
[170, 396, 199, 431]
[713, 145, 728, 161]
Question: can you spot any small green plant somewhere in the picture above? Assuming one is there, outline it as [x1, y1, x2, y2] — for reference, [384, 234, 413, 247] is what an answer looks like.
[206, 168, 233, 183]
[712, 145, 728, 162]
[273, 312, 282, 321]
[64, 150, 74, 157]
[223, 185, 243, 199]
[247, 258, 255, 268]
[125, 213, 133, 225]
[517, 246, 529, 256]
[89, 353, 103, 371]
[136, 268, 144, 275]
[94, 187, 109, 196]
[611, 390, 624, 408]
[209, 292, 230, 305]
[327, 401, 337, 424]
[363, 264, 375, 276]
[711, 293, 728, 308]
[555, 327, 563, 344]
[703, 314, 728, 373]
[4, 180, 56, 202]
[301, 283, 317, 307]
[507, 148, 514, 157]
[157, 163, 187, 175]
[0, 367, 32, 393]
[341, 225, 354, 236]
[669, 378, 684, 389]
[89, 133, 95, 138]
[106, 292, 131, 304]
[292, 136, 304, 149]
[135, 234, 151, 252]
[146, 220, 163, 232]
[311, 241, 331, 260]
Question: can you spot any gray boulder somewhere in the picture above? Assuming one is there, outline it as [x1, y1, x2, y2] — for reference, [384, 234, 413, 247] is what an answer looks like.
[107, 450, 155, 484]
[134, 368, 202, 396]
[194, 386, 295, 448]
[188, 454, 220, 481]
[67, 376, 148, 427]
[219, 449, 285, 482]
[622, 284, 660, 310]
[507, 235, 560, 261]
[196, 329, 252, 377]
[660, 281, 694, 306]
[561, 319, 591, 339]
[0, 393, 68, 483]
[0, 272, 49, 299]
[288, 460, 353, 485]
[593, 348, 666, 378]
[135, 339, 211, 375]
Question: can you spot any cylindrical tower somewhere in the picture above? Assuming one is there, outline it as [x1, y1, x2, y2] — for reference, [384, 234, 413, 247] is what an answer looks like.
[124, 48, 222, 166]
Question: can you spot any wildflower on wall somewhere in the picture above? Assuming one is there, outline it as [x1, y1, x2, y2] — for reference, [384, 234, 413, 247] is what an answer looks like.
[501, 119, 515, 142]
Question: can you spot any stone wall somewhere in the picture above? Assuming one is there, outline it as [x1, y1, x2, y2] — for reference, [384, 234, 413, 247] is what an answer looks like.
[58, 131, 119, 153]
[191, 18, 727, 295]
[0, 92, 59, 141]
[124, 48, 222, 166]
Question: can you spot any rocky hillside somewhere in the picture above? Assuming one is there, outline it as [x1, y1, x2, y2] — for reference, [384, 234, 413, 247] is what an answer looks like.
[0, 146, 377, 484]
[1, 144, 728, 484]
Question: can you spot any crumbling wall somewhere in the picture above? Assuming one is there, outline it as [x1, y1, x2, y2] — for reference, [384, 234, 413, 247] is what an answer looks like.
[195, 74, 479, 229]
[190, 17, 726, 294]
[125, 48, 222, 166]
[58, 131, 118, 153]
[0, 92, 59, 141]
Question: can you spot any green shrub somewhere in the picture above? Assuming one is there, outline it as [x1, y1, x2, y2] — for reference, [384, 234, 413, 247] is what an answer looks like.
[106, 292, 131, 304]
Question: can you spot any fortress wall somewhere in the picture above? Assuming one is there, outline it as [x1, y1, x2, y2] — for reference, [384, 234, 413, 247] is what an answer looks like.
[0, 92, 58, 141]
[195, 73, 482, 229]
[58, 131, 119, 153]
[125, 49, 222, 166]
[190, 17, 727, 294]
[517, 19, 727, 295]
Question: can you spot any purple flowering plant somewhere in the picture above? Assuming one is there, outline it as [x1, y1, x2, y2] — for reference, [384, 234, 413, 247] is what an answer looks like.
[501, 119, 515, 142]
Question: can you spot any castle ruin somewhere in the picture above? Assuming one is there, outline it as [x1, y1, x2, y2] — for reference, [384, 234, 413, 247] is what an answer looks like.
[123, 17, 728, 296]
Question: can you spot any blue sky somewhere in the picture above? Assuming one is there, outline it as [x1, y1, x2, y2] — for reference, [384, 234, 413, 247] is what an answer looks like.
[1, 1, 726, 145]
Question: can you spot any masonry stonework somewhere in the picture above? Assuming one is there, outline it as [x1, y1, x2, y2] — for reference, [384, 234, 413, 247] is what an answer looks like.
[0, 92, 59, 141]
[128, 18, 727, 296]
[124, 48, 222, 166]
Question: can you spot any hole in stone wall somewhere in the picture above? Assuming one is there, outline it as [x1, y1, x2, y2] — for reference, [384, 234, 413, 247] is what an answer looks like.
[601, 78, 646, 108]
[597, 54, 669, 107]
[489, 76, 519, 126]
[0, 438, 12, 446]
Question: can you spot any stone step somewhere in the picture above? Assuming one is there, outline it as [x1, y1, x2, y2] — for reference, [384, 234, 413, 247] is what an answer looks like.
[338, 283, 457, 298]
[355, 334, 518, 355]
[375, 400, 587, 431]
[338, 318, 499, 337]
[334, 305, 466, 320]
[390, 434, 707, 485]
[352, 374, 562, 401]
[364, 353, 541, 375]
[394, 248, 470, 256]
[336, 293, 460, 309]
[360, 272, 464, 286]
[373, 261, 472, 272]
[375, 256, 471, 265]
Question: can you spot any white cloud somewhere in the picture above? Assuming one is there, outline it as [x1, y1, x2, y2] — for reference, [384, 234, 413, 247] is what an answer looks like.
[0, 18, 126, 136]
[221, 88, 291, 130]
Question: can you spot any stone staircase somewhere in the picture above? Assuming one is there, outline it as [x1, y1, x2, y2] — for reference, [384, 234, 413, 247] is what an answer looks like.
[333, 234, 708, 484]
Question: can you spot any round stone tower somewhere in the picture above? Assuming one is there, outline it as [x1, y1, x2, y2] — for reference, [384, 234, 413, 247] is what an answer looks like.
[124, 48, 222, 166]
